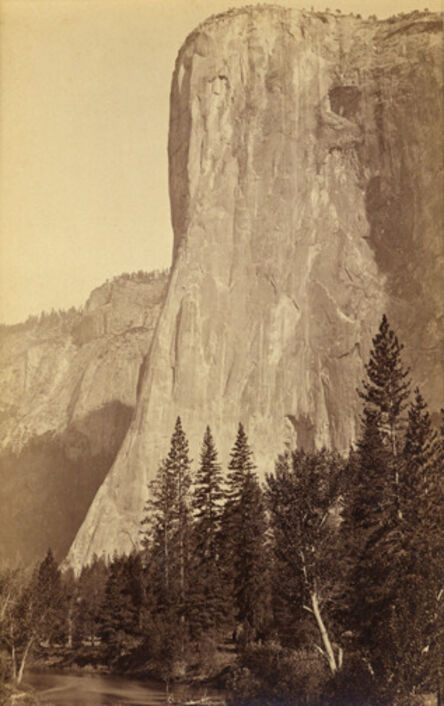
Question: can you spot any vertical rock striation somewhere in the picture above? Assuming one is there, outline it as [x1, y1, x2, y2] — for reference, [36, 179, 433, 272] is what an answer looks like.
[67, 6, 443, 570]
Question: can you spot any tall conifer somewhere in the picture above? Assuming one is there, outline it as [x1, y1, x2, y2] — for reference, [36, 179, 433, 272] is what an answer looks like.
[98, 554, 144, 659]
[140, 417, 193, 661]
[189, 427, 226, 634]
[141, 458, 177, 600]
[341, 317, 444, 701]
[221, 423, 270, 634]
[31, 548, 64, 645]
[359, 313, 410, 456]
[394, 390, 443, 696]
[193, 426, 224, 563]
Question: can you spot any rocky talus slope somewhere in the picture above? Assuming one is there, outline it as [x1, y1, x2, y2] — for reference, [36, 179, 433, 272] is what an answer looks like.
[0, 272, 168, 563]
[70, 7, 444, 569]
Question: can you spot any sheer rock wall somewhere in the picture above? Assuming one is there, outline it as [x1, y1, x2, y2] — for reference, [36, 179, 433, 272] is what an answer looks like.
[66, 6, 443, 570]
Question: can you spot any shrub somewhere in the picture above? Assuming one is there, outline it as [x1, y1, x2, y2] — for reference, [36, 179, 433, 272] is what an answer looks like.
[227, 642, 329, 705]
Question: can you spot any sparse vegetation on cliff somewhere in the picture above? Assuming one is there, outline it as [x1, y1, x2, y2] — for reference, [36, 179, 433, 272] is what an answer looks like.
[0, 306, 81, 336]
[0, 269, 170, 334]
[108, 268, 170, 286]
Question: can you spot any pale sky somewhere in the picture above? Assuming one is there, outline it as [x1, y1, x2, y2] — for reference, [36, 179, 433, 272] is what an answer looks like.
[1, 0, 442, 324]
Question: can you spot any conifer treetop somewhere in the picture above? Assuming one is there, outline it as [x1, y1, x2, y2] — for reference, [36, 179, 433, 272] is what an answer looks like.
[404, 388, 439, 462]
[228, 423, 257, 474]
[166, 416, 192, 471]
[359, 314, 411, 442]
[193, 425, 224, 517]
[226, 422, 258, 500]
[402, 387, 441, 513]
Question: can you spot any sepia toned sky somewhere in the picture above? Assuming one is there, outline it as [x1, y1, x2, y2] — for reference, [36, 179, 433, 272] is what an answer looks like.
[1, 0, 442, 323]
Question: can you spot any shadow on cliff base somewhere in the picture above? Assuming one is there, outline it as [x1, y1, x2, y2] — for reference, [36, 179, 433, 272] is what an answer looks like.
[0, 401, 133, 566]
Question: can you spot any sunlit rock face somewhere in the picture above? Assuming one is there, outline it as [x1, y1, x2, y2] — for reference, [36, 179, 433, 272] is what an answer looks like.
[67, 6, 443, 570]
[0, 273, 167, 563]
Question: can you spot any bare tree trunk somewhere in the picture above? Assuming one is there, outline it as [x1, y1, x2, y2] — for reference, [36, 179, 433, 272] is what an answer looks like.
[391, 424, 403, 520]
[179, 523, 185, 659]
[11, 643, 17, 683]
[0, 590, 12, 622]
[67, 604, 73, 649]
[16, 637, 33, 685]
[311, 591, 338, 676]
[164, 525, 169, 594]
[391, 423, 397, 458]
[178, 470, 186, 660]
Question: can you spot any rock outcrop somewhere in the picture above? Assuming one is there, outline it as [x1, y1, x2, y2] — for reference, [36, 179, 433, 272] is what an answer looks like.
[67, 6, 443, 570]
[0, 271, 168, 563]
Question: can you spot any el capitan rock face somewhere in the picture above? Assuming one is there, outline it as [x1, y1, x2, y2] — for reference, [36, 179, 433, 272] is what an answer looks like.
[66, 6, 443, 570]
[0, 272, 167, 563]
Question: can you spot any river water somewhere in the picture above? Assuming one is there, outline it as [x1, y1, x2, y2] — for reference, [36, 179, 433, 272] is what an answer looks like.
[24, 670, 222, 706]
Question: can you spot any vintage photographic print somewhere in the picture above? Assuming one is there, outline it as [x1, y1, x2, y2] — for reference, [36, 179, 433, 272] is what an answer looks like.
[0, 0, 442, 703]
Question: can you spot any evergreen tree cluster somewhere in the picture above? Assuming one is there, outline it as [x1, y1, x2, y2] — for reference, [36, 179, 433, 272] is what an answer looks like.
[139, 418, 270, 678]
[0, 316, 441, 706]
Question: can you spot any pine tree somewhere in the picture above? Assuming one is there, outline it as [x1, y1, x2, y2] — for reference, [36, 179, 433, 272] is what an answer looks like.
[140, 417, 193, 663]
[76, 555, 108, 647]
[348, 316, 411, 530]
[358, 315, 411, 530]
[61, 568, 77, 649]
[221, 423, 270, 636]
[392, 389, 443, 697]
[193, 426, 224, 563]
[166, 417, 193, 617]
[189, 426, 226, 635]
[402, 389, 440, 513]
[340, 318, 444, 702]
[226, 422, 257, 504]
[98, 553, 144, 659]
[141, 458, 177, 601]
[359, 313, 410, 456]
[31, 548, 64, 645]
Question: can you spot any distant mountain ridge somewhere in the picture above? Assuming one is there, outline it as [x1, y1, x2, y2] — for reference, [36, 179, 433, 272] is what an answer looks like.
[0, 270, 169, 564]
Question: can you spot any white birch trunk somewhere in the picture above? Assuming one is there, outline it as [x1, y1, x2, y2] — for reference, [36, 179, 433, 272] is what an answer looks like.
[16, 637, 33, 685]
[311, 591, 338, 676]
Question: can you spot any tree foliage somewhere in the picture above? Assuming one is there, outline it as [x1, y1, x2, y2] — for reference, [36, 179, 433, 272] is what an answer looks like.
[359, 313, 410, 455]
[98, 553, 145, 660]
[342, 316, 441, 703]
[1, 318, 440, 705]
[140, 417, 193, 670]
[266, 449, 345, 675]
[189, 426, 226, 635]
[221, 423, 270, 634]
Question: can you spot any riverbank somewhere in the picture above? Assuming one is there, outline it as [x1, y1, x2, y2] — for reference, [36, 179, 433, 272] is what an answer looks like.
[1, 643, 230, 706]
[22, 669, 225, 706]
[0, 641, 231, 706]
[28, 640, 235, 690]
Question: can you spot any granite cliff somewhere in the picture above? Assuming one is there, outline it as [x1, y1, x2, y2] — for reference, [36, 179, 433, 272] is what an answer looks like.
[67, 6, 442, 569]
[0, 271, 168, 563]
